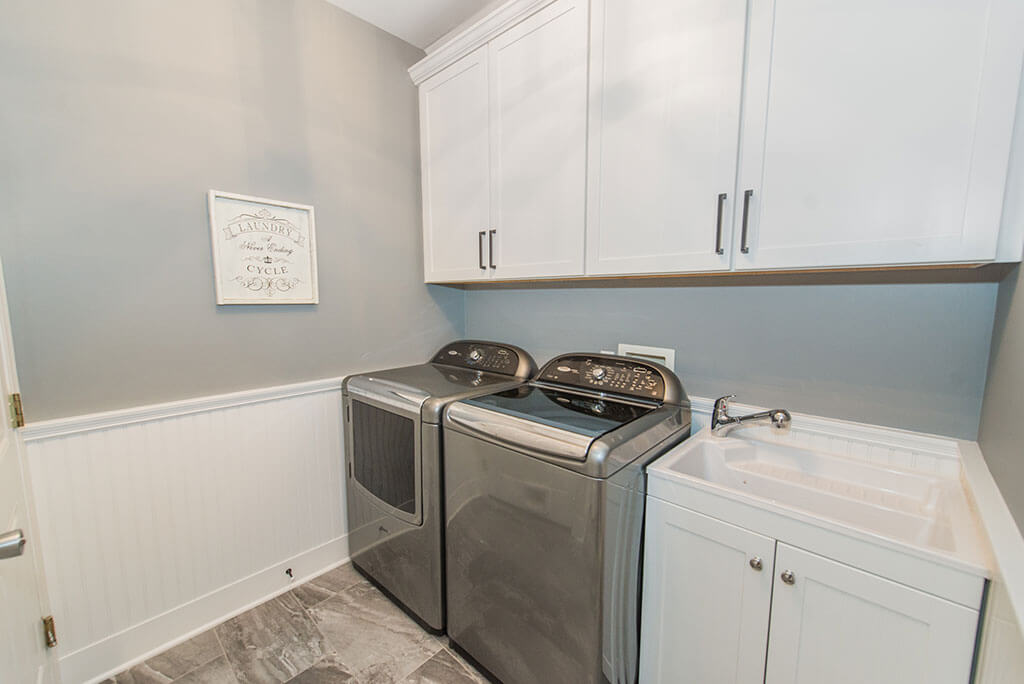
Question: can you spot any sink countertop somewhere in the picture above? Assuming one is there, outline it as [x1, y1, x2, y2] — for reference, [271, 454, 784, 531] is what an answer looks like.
[648, 422, 993, 609]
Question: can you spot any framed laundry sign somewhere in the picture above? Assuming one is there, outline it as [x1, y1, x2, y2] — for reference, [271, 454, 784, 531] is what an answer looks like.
[208, 190, 319, 304]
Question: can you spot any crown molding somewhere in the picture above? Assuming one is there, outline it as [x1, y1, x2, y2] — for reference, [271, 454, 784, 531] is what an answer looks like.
[409, 0, 556, 85]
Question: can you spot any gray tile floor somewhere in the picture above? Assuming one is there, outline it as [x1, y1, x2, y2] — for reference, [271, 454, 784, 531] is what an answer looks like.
[106, 564, 487, 684]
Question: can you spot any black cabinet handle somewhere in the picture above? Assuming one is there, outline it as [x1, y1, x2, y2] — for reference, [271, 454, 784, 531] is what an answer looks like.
[489, 230, 496, 269]
[715, 193, 727, 255]
[479, 231, 486, 269]
[740, 189, 754, 254]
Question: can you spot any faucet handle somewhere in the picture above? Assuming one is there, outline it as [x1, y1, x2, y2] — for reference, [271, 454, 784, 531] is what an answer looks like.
[713, 394, 736, 412]
[711, 395, 735, 431]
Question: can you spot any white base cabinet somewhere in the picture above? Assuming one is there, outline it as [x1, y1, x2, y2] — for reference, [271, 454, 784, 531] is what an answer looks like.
[641, 497, 981, 684]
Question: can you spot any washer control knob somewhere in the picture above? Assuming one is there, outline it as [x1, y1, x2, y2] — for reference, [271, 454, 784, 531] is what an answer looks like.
[592, 367, 607, 380]
[468, 349, 483, 362]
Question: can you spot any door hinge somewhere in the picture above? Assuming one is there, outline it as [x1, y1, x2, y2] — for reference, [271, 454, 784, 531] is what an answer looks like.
[9, 393, 24, 428]
[42, 615, 57, 648]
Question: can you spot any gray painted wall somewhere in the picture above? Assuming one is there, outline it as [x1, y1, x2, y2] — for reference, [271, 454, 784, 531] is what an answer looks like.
[0, 0, 463, 420]
[465, 282, 997, 439]
[979, 266, 1024, 530]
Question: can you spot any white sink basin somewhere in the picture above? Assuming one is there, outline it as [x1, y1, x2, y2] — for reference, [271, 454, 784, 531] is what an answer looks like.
[650, 428, 987, 572]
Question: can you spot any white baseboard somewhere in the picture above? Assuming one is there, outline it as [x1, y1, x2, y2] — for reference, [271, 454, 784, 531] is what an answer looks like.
[73, 535, 349, 684]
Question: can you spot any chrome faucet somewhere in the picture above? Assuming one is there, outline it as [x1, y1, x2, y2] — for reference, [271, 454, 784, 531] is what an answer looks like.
[711, 395, 792, 436]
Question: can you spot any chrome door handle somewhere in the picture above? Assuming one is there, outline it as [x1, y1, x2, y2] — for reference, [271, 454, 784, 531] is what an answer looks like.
[489, 230, 497, 269]
[478, 231, 486, 270]
[0, 529, 26, 560]
[740, 189, 754, 254]
[714, 193, 727, 255]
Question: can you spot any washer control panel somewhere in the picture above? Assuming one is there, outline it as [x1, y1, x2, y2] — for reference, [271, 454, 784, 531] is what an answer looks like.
[538, 354, 668, 401]
[432, 341, 524, 376]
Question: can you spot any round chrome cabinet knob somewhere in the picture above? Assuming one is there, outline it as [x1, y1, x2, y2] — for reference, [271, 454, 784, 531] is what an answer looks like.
[780, 570, 796, 585]
[749, 557, 763, 571]
[468, 349, 483, 362]
[592, 367, 607, 380]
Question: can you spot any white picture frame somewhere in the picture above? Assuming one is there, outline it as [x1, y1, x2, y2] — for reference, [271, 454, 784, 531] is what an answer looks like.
[207, 190, 319, 305]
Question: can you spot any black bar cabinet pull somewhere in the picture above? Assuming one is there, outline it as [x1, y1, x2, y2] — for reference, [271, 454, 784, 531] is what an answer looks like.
[489, 230, 496, 269]
[478, 231, 486, 269]
[740, 189, 754, 254]
[714, 193, 727, 255]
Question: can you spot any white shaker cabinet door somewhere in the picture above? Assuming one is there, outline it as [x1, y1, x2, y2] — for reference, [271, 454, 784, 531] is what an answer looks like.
[586, 0, 747, 275]
[765, 543, 979, 684]
[640, 499, 775, 684]
[488, 0, 588, 279]
[734, 0, 1023, 270]
[420, 48, 491, 283]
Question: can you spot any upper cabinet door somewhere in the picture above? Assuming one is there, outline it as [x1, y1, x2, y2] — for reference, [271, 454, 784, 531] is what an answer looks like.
[420, 48, 491, 283]
[488, 0, 588, 279]
[735, 0, 1024, 270]
[586, 0, 748, 275]
[765, 544, 979, 684]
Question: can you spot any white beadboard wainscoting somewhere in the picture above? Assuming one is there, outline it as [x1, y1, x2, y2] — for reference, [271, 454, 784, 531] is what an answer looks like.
[21, 379, 349, 684]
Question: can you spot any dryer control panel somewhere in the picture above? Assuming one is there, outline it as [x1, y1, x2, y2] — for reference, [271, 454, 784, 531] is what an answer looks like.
[537, 354, 683, 403]
[432, 341, 531, 376]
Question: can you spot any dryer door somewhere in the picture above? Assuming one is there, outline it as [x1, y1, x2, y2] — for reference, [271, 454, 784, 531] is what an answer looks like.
[349, 398, 423, 526]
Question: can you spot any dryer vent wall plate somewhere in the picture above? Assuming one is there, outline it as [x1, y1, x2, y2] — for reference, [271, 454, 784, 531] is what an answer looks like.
[616, 344, 675, 372]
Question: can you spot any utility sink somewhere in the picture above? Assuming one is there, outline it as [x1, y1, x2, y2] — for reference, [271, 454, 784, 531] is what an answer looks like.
[649, 427, 989, 576]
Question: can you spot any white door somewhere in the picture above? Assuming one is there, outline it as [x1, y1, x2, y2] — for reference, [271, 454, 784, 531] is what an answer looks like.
[0, 260, 59, 684]
[765, 543, 979, 684]
[735, 0, 1023, 270]
[420, 47, 492, 283]
[586, 0, 747, 275]
[488, 0, 588, 279]
[639, 499, 775, 683]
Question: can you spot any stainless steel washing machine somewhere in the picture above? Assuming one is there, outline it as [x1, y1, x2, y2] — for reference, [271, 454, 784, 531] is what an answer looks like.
[342, 341, 536, 632]
[442, 353, 691, 683]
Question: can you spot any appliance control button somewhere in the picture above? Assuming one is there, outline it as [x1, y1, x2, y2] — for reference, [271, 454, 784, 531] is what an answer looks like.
[468, 349, 482, 362]
[592, 367, 607, 380]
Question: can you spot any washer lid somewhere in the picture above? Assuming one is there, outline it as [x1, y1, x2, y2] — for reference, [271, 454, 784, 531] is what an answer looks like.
[345, 364, 528, 423]
[461, 385, 657, 440]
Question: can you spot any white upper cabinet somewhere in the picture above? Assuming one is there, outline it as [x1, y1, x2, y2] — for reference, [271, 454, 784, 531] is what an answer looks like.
[765, 544, 979, 684]
[420, 48, 491, 282]
[489, 0, 588, 279]
[586, 0, 748, 275]
[412, 0, 1023, 281]
[734, 0, 1024, 270]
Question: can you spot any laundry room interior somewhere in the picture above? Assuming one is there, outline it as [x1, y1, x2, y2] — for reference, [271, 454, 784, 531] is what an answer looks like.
[1, 1, 1023, 683]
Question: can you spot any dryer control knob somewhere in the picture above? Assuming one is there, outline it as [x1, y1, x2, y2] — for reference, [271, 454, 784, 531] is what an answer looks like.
[468, 349, 483, 362]
[592, 367, 607, 380]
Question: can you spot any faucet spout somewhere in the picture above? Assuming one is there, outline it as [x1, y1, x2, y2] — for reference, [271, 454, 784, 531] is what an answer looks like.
[711, 395, 791, 436]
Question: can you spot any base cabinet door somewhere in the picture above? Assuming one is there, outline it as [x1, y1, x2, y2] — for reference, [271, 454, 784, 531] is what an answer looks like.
[734, 0, 1023, 270]
[488, 0, 588, 279]
[420, 48, 491, 283]
[765, 543, 980, 684]
[586, 0, 747, 275]
[640, 499, 775, 683]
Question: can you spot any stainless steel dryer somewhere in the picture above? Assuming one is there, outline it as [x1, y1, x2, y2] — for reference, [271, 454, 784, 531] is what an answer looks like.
[342, 341, 536, 632]
[442, 353, 691, 684]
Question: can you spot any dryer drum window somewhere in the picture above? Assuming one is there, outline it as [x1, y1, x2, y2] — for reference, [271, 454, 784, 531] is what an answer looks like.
[351, 400, 417, 515]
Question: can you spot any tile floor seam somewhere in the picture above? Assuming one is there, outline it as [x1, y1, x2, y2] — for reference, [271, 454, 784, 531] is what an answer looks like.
[291, 586, 333, 666]
[208, 620, 239, 684]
